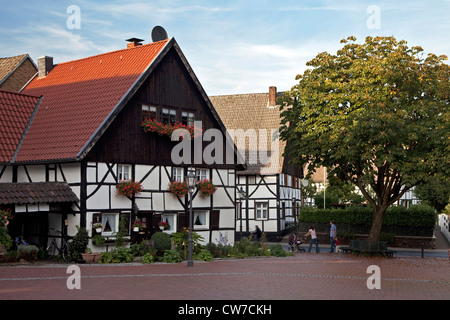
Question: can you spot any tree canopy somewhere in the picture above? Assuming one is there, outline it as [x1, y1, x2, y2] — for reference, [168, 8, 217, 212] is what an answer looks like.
[279, 36, 449, 241]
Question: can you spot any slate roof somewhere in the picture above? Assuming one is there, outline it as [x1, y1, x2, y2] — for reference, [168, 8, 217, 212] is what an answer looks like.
[17, 39, 169, 162]
[0, 182, 79, 205]
[210, 91, 286, 175]
[0, 90, 41, 163]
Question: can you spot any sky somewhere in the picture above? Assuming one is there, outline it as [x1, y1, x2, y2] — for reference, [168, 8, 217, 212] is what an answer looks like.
[0, 0, 449, 95]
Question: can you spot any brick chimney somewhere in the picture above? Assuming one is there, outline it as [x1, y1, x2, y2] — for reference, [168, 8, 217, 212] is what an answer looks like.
[126, 37, 144, 48]
[269, 86, 277, 107]
[37, 56, 54, 77]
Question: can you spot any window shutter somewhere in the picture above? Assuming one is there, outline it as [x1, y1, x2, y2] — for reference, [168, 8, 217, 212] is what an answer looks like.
[210, 210, 220, 230]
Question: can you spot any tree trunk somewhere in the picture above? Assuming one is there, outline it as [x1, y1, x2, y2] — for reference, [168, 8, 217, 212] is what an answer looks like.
[368, 206, 388, 242]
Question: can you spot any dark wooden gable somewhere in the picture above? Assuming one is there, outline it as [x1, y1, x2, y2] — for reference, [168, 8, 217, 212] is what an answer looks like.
[86, 45, 238, 168]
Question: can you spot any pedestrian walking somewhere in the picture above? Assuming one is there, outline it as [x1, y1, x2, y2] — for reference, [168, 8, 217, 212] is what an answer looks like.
[330, 220, 337, 253]
[305, 225, 320, 253]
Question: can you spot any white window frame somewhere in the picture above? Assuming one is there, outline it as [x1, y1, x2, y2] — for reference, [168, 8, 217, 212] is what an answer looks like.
[255, 202, 268, 220]
[195, 168, 208, 181]
[172, 167, 183, 182]
[182, 111, 195, 125]
[162, 107, 177, 124]
[118, 164, 131, 181]
[193, 210, 209, 230]
[101, 212, 119, 237]
[142, 104, 157, 121]
[161, 213, 177, 233]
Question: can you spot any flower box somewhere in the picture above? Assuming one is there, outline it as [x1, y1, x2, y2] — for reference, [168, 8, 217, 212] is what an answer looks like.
[142, 119, 203, 139]
[197, 179, 217, 198]
[116, 179, 143, 198]
[168, 181, 188, 198]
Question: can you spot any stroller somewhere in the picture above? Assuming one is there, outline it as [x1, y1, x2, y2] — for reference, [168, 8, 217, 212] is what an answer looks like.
[288, 233, 305, 253]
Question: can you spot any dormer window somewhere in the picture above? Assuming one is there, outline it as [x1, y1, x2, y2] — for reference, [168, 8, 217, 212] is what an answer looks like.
[142, 104, 156, 121]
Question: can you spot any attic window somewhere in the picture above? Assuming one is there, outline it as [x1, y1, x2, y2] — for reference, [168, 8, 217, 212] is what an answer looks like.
[182, 111, 195, 126]
[162, 107, 177, 124]
[142, 104, 157, 121]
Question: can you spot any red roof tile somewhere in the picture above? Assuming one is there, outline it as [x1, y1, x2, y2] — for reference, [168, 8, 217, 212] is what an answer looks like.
[17, 39, 169, 162]
[0, 89, 41, 163]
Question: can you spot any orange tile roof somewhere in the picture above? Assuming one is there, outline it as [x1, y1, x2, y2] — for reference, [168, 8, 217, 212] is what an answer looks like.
[0, 89, 41, 163]
[17, 39, 169, 162]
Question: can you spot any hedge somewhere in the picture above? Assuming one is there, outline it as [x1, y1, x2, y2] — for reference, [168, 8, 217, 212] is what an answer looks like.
[298, 204, 436, 237]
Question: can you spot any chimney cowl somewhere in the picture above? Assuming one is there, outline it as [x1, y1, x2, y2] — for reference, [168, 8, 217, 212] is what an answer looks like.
[126, 37, 144, 48]
[37, 56, 54, 77]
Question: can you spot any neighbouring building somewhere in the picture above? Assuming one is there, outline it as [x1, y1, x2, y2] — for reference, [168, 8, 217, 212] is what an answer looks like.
[210, 87, 303, 241]
[0, 54, 37, 92]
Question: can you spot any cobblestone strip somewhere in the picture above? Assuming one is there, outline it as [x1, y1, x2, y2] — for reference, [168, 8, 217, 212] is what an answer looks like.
[1, 271, 449, 285]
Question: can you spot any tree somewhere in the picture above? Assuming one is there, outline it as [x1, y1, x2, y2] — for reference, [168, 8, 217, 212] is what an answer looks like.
[414, 174, 450, 213]
[279, 36, 449, 241]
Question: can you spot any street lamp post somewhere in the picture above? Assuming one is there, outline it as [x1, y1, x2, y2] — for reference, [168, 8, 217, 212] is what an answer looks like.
[237, 187, 247, 241]
[185, 168, 197, 267]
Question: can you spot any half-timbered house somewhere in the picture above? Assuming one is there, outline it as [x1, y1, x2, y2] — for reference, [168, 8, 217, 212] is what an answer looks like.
[0, 35, 242, 251]
[210, 87, 303, 241]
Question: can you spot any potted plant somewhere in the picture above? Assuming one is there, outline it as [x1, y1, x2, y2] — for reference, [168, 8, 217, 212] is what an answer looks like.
[167, 180, 188, 198]
[70, 226, 89, 262]
[132, 221, 143, 232]
[197, 179, 217, 198]
[81, 248, 101, 263]
[116, 179, 143, 198]
[158, 221, 169, 231]
[92, 222, 102, 233]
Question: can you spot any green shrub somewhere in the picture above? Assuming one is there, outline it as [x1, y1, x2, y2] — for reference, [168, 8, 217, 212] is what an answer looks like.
[70, 227, 89, 261]
[17, 244, 39, 261]
[92, 234, 105, 246]
[268, 244, 287, 257]
[142, 252, 155, 264]
[205, 242, 232, 258]
[298, 204, 436, 236]
[99, 247, 134, 264]
[130, 240, 157, 257]
[0, 228, 13, 250]
[162, 249, 182, 263]
[196, 249, 213, 261]
[151, 232, 172, 256]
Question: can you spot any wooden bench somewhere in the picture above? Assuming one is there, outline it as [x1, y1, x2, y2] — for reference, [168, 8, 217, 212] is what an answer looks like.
[340, 240, 396, 257]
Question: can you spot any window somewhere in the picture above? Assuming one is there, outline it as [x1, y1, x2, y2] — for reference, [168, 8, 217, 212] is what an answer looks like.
[182, 111, 195, 125]
[172, 167, 183, 182]
[196, 168, 207, 181]
[255, 202, 268, 220]
[194, 210, 209, 229]
[162, 107, 177, 124]
[142, 104, 157, 121]
[102, 213, 119, 236]
[118, 164, 131, 181]
[161, 214, 176, 233]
